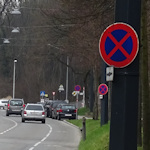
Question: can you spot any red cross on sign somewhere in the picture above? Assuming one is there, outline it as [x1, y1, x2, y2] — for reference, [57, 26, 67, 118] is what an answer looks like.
[98, 84, 108, 95]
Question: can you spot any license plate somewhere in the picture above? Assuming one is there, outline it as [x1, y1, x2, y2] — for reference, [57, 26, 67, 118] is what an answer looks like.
[12, 110, 20, 111]
[31, 112, 40, 115]
[65, 114, 72, 116]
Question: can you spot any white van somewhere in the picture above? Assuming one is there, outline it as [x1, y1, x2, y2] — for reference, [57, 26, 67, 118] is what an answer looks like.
[0, 99, 8, 109]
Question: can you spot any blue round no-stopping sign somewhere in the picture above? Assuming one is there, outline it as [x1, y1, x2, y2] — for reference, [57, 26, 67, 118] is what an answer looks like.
[99, 22, 139, 68]
[74, 85, 81, 91]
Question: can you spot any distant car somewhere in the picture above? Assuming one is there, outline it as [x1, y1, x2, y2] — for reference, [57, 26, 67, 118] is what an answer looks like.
[51, 101, 67, 119]
[54, 104, 77, 120]
[22, 103, 46, 123]
[46, 100, 66, 118]
[44, 100, 53, 117]
[6, 99, 25, 116]
[0, 99, 8, 109]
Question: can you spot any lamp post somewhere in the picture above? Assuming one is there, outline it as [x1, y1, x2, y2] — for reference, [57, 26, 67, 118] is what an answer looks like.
[13, 59, 17, 99]
[65, 56, 69, 101]
[58, 84, 64, 100]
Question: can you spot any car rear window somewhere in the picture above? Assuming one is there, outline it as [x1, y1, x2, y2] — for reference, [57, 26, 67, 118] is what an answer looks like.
[52, 101, 67, 108]
[62, 105, 76, 109]
[10, 100, 23, 106]
[2, 101, 8, 103]
[26, 105, 43, 111]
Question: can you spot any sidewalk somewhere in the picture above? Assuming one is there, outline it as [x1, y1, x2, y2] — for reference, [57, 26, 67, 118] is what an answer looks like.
[78, 115, 92, 120]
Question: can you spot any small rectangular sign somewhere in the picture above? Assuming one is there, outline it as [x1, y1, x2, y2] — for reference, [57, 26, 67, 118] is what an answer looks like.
[106, 66, 114, 81]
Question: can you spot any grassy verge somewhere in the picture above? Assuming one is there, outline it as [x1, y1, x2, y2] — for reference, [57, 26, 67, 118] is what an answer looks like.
[68, 119, 109, 150]
[78, 107, 92, 117]
[68, 108, 143, 150]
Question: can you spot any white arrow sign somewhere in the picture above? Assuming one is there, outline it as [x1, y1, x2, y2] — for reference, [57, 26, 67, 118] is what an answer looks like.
[106, 66, 114, 81]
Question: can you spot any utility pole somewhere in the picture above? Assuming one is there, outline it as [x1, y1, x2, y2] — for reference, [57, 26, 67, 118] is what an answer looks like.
[65, 56, 69, 101]
[13, 59, 17, 99]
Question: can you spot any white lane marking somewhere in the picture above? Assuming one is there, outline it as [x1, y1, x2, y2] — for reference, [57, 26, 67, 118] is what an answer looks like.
[28, 124, 52, 150]
[0, 117, 18, 135]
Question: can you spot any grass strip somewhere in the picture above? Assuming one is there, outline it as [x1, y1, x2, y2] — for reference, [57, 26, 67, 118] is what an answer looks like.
[68, 119, 143, 150]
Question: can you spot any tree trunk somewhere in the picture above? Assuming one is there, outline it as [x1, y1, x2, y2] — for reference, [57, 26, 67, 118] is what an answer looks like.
[93, 64, 99, 120]
[137, 81, 142, 146]
[141, 0, 150, 149]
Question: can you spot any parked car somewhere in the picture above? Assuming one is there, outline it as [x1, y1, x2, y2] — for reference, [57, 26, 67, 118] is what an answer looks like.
[0, 99, 8, 109]
[46, 100, 66, 118]
[54, 104, 77, 120]
[22, 103, 46, 123]
[44, 100, 53, 117]
[51, 101, 67, 119]
[6, 98, 25, 116]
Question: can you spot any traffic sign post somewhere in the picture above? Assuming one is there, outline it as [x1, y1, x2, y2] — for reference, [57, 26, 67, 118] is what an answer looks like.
[76, 93, 79, 120]
[105, 0, 141, 150]
[52, 92, 55, 100]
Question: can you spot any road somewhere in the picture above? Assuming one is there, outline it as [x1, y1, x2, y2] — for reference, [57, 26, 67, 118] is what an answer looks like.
[0, 109, 81, 150]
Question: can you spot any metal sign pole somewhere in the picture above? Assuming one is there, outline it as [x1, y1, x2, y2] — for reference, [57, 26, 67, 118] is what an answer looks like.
[76, 93, 78, 119]
[82, 87, 85, 107]
[109, 0, 141, 150]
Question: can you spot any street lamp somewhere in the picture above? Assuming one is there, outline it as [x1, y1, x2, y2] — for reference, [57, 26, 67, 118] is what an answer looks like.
[58, 84, 64, 100]
[13, 59, 17, 99]
[3, 39, 10, 44]
[11, 27, 20, 33]
[10, 8, 21, 15]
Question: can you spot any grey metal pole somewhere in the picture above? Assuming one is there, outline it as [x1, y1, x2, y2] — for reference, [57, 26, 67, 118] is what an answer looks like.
[82, 87, 85, 107]
[13, 59, 17, 99]
[76, 93, 78, 119]
[65, 56, 69, 101]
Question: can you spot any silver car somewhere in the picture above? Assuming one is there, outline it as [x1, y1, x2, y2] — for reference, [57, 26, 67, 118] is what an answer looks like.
[6, 99, 24, 116]
[22, 103, 46, 124]
[0, 99, 8, 109]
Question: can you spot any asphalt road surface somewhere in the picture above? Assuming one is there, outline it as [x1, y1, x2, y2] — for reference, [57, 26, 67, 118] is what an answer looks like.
[0, 109, 81, 150]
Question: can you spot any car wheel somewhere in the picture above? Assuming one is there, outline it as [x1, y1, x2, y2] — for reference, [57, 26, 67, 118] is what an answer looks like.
[42, 119, 45, 124]
[50, 114, 52, 118]
[6, 112, 9, 116]
[22, 118, 25, 122]
[57, 115, 61, 120]
[52, 114, 54, 119]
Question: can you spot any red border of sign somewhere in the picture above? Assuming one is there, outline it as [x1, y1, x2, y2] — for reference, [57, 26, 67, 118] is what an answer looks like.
[98, 84, 108, 95]
[99, 22, 139, 68]
[74, 85, 81, 91]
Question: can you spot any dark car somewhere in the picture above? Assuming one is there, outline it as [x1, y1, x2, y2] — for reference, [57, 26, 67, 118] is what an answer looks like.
[46, 100, 57, 118]
[44, 100, 53, 117]
[46, 100, 66, 118]
[51, 100, 67, 119]
[6, 98, 25, 116]
[54, 104, 77, 120]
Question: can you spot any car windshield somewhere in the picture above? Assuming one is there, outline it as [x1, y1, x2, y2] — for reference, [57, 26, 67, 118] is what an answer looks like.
[26, 105, 43, 111]
[10, 100, 23, 106]
[62, 105, 75, 109]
